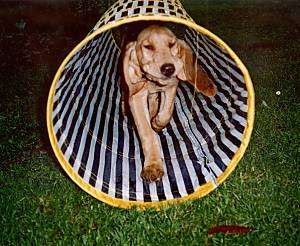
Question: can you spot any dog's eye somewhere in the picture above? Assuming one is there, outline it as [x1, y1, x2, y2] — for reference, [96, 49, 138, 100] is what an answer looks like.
[144, 44, 154, 50]
[169, 42, 175, 48]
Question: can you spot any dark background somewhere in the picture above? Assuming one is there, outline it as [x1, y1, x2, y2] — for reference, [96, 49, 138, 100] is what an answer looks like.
[0, 1, 299, 244]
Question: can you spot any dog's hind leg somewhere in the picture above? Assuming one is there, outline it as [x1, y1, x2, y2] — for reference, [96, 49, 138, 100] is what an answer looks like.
[152, 85, 178, 132]
[148, 93, 160, 120]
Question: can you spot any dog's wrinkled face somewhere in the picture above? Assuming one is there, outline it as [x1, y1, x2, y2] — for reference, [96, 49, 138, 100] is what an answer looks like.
[135, 25, 184, 83]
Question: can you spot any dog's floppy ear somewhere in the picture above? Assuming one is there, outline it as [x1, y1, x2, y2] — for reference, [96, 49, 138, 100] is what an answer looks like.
[177, 39, 217, 97]
[123, 41, 143, 84]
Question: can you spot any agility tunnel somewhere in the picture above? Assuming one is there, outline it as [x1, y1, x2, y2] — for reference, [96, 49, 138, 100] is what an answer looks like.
[47, 0, 254, 209]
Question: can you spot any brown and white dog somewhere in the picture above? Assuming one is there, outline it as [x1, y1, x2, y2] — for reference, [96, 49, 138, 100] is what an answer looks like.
[122, 25, 216, 183]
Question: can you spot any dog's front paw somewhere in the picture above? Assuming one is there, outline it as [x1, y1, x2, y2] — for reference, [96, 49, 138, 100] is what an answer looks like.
[151, 117, 164, 132]
[141, 161, 164, 183]
[152, 114, 171, 132]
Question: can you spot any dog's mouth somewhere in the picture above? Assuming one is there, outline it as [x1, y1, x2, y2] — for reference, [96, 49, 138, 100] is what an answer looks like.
[143, 73, 168, 86]
[142, 70, 178, 87]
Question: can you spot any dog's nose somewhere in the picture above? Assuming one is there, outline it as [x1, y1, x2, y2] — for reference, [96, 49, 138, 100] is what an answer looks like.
[161, 63, 175, 77]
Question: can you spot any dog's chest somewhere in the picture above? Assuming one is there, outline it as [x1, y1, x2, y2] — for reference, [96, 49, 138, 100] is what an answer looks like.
[147, 81, 164, 94]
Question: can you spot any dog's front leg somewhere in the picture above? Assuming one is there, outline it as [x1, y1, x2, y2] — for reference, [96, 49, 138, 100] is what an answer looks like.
[129, 89, 164, 182]
[152, 85, 178, 132]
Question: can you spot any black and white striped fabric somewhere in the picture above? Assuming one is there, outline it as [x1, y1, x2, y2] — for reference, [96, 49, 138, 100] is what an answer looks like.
[51, 26, 247, 202]
[91, 0, 193, 33]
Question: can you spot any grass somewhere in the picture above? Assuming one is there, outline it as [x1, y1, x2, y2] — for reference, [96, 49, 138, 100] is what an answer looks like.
[0, 1, 299, 245]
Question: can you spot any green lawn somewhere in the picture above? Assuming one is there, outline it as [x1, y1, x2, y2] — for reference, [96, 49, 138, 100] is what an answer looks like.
[0, 1, 299, 245]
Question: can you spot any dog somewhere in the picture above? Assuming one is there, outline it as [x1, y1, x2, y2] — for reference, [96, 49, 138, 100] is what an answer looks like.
[122, 25, 216, 183]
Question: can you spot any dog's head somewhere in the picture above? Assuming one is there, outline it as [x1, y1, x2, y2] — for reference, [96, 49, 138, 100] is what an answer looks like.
[123, 25, 217, 96]
[135, 25, 183, 83]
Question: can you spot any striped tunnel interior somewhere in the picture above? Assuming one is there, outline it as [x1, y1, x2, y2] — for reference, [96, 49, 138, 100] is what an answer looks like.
[51, 26, 248, 202]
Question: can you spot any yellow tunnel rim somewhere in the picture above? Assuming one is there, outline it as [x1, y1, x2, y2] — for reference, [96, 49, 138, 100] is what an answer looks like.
[47, 15, 255, 209]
